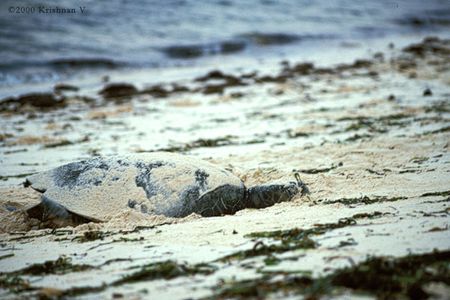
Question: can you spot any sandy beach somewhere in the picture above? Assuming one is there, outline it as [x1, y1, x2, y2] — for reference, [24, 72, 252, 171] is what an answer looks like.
[0, 32, 449, 299]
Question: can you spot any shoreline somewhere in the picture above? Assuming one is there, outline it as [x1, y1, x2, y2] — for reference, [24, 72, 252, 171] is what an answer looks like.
[1, 31, 448, 100]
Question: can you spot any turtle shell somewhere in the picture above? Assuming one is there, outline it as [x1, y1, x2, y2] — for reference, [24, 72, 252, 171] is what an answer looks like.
[25, 152, 245, 221]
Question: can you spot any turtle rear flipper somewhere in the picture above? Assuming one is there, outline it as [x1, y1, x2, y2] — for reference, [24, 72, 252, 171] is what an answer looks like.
[26, 196, 92, 228]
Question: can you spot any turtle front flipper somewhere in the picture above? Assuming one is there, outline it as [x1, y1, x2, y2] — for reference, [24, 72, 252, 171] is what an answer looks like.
[245, 173, 307, 209]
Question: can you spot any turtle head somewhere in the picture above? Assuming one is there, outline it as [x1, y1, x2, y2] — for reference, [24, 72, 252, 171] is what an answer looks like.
[245, 173, 308, 209]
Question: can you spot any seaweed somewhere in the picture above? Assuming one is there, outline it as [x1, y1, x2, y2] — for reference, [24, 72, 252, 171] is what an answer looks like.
[189, 136, 235, 148]
[7, 232, 49, 242]
[294, 162, 342, 174]
[425, 101, 450, 113]
[218, 238, 315, 262]
[336, 113, 413, 139]
[113, 261, 215, 285]
[155, 135, 236, 152]
[208, 250, 450, 299]
[0, 256, 95, 295]
[99, 83, 138, 99]
[61, 261, 217, 297]
[321, 195, 407, 206]
[0, 133, 14, 141]
[365, 168, 387, 175]
[427, 225, 448, 232]
[263, 255, 281, 266]
[42, 134, 90, 148]
[424, 126, 450, 135]
[72, 230, 111, 242]
[330, 250, 450, 299]
[194, 70, 245, 95]
[421, 190, 450, 198]
[116, 236, 145, 242]
[3, 148, 28, 154]
[0, 253, 14, 260]
[0, 275, 31, 293]
[219, 218, 357, 262]
[247, 217, 357, 240]
[60, 285, 107, 297]
[0, 172, 36, 181]
[207, 275, 332, 299]
[7, 255, 94, 276]
[422, 208, 450, 217]
[0, 93, 66, 113]
[337, 238, 358, 248]
[86, 237, 144, 251]
[141, 85, 170, 98]
[43, 139, 73, 148]
[344, 133, 373, 142]
[351, 211, 389, 219]
[410, 156, 429, 164]
[287, 130, 310, 138]
[1, 259, 217, 297]
[402, 36, 450, 57]
[122, 224, 163, 233]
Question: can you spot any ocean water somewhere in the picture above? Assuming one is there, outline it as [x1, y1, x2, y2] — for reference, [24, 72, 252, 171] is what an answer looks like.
[0, 0, 449, 90]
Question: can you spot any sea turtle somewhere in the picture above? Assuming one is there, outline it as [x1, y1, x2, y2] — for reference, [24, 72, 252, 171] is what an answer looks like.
[24, 152, 306, 226]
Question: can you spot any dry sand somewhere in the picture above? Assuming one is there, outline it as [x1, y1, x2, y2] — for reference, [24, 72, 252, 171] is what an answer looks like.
[0, 37, 449, 299]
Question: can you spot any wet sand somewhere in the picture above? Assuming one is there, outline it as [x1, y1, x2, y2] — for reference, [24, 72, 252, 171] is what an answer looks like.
[0, 37, 449, 299]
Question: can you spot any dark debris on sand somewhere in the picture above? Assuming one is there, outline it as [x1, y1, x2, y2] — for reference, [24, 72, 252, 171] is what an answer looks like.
[0, 93, 66, 112]
[208, 250, 450, 300]
[99, 83, 139, 100]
